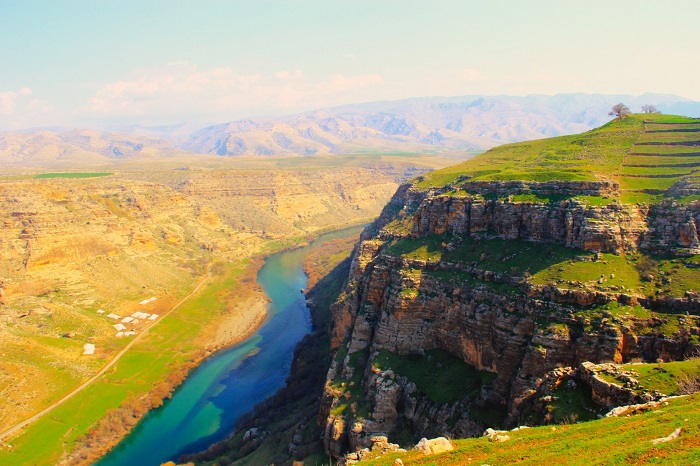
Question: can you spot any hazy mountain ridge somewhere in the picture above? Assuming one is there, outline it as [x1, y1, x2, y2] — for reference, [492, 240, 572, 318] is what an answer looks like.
[0, 129, 176, 168]
[2, 93, 699, 167]
[181, 93, 700, 156]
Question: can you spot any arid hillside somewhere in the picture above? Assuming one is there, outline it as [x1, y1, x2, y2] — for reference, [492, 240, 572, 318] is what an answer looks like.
[0, 175, 243, 430]
[0, 158, 443, 434]
[0, 130, 188, 169]
[122, 168, 397, 237]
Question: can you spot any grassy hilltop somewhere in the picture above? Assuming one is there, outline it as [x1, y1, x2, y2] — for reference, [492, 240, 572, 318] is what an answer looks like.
[380, 113, 700, 305]
[418, 113, 700, 204]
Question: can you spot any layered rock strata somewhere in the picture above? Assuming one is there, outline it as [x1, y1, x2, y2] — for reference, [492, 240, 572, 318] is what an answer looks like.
[410, 194, 699, 255]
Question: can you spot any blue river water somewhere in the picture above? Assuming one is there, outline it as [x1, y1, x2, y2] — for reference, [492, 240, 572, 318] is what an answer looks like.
[97, 226, 362, 466]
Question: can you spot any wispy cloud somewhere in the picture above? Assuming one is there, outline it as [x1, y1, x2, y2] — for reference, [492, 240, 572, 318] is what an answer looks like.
[0, 87, 55, 129]
[274, 69, 303, 81]
[0, 87, 32, 114]
[85, 63, 384, 123]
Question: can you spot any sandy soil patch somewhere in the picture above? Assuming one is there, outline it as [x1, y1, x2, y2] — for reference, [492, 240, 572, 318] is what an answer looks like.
[212, 291, 269, 348]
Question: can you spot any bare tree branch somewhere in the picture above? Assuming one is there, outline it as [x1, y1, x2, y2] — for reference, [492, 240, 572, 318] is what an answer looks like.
[609, 103, 631, 120]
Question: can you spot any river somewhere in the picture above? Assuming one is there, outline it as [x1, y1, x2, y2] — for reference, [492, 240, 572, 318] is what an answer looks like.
[97, 226, 363, 466]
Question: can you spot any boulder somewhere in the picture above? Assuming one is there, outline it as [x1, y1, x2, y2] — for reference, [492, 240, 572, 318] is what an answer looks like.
[414, 437, 454, 455]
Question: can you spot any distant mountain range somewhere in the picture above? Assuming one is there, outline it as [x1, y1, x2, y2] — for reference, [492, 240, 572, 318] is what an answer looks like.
[179, 93, 700, 156]
[2, 93, 699, 166]
[0, 129, 179, 168]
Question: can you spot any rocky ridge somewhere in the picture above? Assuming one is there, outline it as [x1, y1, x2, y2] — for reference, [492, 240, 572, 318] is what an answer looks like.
[0, 129, 177, 168]
[319, 178, 700, 460]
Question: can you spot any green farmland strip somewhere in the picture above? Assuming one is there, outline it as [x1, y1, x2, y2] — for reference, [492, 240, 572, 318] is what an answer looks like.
[35, 172, 113, 179]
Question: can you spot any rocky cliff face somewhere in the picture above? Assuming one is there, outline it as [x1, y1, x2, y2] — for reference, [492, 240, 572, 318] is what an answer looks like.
[402, 181, 699, 256]
[320, 180, 700, 459]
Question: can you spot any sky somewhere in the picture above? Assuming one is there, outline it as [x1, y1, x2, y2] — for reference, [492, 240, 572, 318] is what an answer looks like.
[1, 0, 699, 130]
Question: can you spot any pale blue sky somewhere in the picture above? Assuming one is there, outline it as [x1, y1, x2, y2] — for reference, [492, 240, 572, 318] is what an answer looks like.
[1, 0, 698, 129]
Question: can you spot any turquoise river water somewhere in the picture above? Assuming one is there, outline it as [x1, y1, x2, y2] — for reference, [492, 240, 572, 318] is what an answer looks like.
[97, 226, 363, 466]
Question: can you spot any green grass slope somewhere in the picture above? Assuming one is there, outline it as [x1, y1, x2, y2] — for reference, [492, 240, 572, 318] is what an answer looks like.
[417, 113, 700, 204]
[362, 392, 700, 465]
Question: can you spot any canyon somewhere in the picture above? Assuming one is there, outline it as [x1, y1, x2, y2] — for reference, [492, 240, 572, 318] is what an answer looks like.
[2, 112, 700, 465]
[0, 152, 458, 465]
[188, 114, 700, 466]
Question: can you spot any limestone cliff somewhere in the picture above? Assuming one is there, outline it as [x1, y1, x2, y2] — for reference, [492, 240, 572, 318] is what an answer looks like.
[319, 179, 700, 458]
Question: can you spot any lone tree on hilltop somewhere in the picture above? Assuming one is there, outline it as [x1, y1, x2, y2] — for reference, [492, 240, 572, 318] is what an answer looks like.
[609, 103, 631, 120]
[641, 104, 660, 114]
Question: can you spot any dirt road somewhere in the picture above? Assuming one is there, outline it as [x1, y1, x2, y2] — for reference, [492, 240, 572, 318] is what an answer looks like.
[0, 268, 211, 442]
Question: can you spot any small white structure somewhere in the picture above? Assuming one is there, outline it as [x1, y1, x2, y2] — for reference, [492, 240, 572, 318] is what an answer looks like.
[106, 313, 121, 320]
[113, 323, 127, 331]
[148, 314, 159, 321]
[96, 309, 105, 314]
[139, 297, 157, 305]
[124, 331, 136, 336]
[115, 332, 124, 337]
[83, 343, 95, 355]
[132, 311, 149, 319]
[121, 316, 134, 324]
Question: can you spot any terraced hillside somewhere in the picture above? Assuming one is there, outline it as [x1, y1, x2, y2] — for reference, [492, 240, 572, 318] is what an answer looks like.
[418, 113, 700, 204]
[620, 117, 700, 202]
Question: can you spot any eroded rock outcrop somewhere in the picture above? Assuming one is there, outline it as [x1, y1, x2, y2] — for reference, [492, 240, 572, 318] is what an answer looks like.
[411, 194, 698, 255]
[578, 361, 665, 407]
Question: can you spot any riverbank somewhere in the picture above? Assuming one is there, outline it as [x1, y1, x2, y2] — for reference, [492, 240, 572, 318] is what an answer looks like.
[185, 230, 360, 465]
[212, 293, 269, 348]
[95, 226, 364, 465]
[0, 225, 365, 466]
[62, 258, 271, 466]
[0, 264, 215, 445]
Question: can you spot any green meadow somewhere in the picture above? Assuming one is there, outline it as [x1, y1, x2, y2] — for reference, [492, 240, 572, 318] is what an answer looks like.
[599, 359, 700, 396]
[34, 172, 113, 179]
[385, 231, 700, 300]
